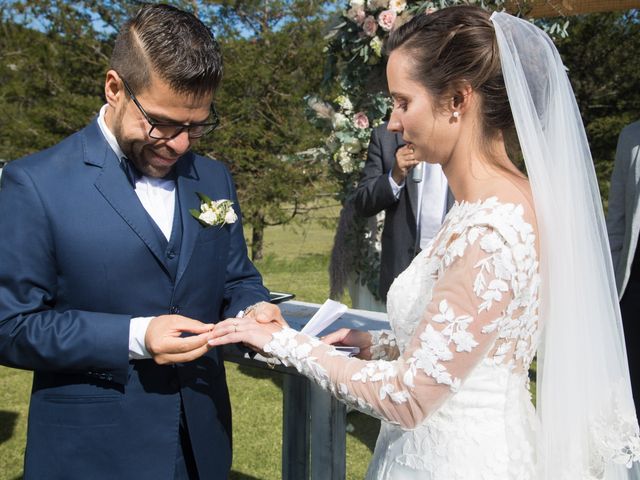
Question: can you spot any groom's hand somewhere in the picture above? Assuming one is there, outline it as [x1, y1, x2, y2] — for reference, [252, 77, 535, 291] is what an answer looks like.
[145, 314, 213, 365]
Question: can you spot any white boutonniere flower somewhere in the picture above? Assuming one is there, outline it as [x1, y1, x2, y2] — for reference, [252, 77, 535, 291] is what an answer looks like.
[190, 192, 238, 227]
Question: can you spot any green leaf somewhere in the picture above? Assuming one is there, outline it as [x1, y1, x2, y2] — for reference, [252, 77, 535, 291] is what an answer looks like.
[196, 192, 213, 204]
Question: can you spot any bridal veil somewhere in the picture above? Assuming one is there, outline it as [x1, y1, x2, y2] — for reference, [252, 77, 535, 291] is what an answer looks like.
[490, 12, 640, 479]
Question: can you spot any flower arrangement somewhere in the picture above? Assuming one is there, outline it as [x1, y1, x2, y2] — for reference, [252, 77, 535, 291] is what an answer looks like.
[312, 0, 569, 301]
[190, 193, 238, 227]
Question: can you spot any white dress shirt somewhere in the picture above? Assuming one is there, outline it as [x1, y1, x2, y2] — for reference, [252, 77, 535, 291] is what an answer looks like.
[388, 163, 448, 249]
[97, 104, 176, 359]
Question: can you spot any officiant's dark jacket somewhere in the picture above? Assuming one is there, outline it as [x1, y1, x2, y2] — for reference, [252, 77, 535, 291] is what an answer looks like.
[0, 119, 269, 479]
[353, 124, 453, 300]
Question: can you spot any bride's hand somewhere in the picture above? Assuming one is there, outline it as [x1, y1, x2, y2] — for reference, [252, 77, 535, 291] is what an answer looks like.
[244, 301, 287, 328]
[207, 316, 287, 353]
[321, 328, 374, 360]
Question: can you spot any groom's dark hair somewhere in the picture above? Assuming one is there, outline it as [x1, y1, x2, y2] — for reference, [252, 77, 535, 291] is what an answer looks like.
[110, 3, 223, 98]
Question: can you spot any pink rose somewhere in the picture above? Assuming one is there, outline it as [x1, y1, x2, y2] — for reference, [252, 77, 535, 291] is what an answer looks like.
[378, 9, 397, 31]
[362, 15, 378, 37]
[353, 112, 370, 129]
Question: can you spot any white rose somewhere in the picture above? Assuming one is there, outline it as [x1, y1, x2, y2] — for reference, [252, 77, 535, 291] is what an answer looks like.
[335, 147, 355, 173]
[389, 0, 406, 13]
[350, 0, 365, 6]
[224, 208, 238, 224]
[332, 112, 349, 130]
[334, 95, 353, 113]
[199, 210, 217, 225]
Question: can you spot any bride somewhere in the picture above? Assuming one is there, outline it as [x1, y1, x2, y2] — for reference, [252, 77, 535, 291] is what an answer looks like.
[209, 6, 640, 479]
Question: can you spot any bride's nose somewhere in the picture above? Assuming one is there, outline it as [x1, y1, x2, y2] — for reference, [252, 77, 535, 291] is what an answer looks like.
[387, 113, 402, 133]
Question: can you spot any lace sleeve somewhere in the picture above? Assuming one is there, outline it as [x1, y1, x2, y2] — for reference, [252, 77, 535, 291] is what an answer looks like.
[369, 330, 399, 360]
[264, 224, 538, 429]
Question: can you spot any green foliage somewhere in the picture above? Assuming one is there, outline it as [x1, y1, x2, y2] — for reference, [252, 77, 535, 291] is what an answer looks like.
[309, 0, 573, 298]
[0, 0, 335, 260]
[556, 10, 640, 204]
[196, 6, 334, 258]
[0, 20, 106, 160]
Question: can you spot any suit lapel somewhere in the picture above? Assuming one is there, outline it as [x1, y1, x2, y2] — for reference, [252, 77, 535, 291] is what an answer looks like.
[406, 179, 420, 222]
[84, 121, 170, 276]
[175, 154, 202, 287]
[392, 132, 419, 222]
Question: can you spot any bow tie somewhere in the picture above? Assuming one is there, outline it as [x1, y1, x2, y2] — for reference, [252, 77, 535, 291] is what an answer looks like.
[120, 157, 142, 188]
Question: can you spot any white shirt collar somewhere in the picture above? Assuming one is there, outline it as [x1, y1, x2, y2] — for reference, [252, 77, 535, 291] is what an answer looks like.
[97, 104, 126, 163]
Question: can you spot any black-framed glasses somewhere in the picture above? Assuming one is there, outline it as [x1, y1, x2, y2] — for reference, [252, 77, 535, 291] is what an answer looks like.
[121, 78, 219, 140]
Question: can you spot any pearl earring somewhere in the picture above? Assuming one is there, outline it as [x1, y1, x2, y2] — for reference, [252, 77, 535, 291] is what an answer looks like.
[452, 111, 460, 119]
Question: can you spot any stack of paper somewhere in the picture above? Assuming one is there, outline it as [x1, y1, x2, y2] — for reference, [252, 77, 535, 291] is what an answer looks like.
[301, 299, 359, 356]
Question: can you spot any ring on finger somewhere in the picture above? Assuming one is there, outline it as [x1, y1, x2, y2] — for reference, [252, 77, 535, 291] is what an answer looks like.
[233, 322, 239, 333]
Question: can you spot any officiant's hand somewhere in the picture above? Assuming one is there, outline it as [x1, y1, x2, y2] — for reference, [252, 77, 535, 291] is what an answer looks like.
[145, 314, 213, 365]
[244, 302, 287, 328]
[207, 315, 286, 352]
[321, 328, 374, 360]
[391, 144, 420, 184]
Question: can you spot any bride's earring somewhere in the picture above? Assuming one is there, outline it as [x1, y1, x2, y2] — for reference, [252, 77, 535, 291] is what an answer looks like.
[452, 111, 460, 120]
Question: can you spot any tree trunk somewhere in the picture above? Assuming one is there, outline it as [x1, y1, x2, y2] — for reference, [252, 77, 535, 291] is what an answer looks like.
[251, 215, 265, 261]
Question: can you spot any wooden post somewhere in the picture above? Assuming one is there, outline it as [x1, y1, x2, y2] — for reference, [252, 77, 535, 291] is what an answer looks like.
[309, 383, 347, 479]
[282, 374, 310, 480]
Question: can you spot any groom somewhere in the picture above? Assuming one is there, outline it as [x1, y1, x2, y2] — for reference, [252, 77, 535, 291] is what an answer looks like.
[0, 4, 276, 479]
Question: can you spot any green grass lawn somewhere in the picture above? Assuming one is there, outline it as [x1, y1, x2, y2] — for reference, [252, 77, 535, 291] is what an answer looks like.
[0, 201, 380, 480]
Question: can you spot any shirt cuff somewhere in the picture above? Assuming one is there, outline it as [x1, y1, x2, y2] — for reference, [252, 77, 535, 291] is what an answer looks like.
[388, 170, 404, 200]
[129, 316, 154, 360]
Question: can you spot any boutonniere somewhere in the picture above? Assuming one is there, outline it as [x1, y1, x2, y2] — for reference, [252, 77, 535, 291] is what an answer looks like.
[190, 192, 238, 227]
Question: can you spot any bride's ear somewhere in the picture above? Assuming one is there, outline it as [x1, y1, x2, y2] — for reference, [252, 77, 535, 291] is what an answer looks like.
[448, 83, 474, 119]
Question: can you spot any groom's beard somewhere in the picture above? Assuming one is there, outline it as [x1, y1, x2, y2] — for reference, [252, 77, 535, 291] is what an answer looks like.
[113, 117, 183, 179]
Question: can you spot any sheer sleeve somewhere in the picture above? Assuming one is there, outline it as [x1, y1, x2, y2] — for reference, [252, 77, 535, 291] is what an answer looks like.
[264, 222, 538, 429]
[369, 330, 400, 360]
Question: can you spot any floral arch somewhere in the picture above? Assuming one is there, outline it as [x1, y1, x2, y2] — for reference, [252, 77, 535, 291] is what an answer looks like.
[307, 0, 634, 307]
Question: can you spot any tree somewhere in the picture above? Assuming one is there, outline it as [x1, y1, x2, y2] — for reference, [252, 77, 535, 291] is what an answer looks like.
[1, 0, 334, 260]
[556, 10, 640, 204]
[0, 5, 108, 160]
[196, 1, 334, 260]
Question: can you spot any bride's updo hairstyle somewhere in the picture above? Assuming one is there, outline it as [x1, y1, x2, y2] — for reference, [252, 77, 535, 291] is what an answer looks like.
[386, 6, 514, 145]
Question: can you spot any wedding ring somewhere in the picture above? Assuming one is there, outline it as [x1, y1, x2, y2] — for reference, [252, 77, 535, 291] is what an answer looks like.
[233, 322, 238, 333]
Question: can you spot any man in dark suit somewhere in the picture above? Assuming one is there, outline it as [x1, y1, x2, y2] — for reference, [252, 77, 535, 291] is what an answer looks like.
[606, 119, 640, 414]
[353, 123, 452, 301]
[0, 4, 277, 479]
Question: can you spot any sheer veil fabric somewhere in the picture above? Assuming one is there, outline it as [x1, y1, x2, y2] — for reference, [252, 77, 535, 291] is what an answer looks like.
[490, 12, 640, 479]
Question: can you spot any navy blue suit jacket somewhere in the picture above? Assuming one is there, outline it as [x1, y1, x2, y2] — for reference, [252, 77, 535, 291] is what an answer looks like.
[0, 119, 269, 479]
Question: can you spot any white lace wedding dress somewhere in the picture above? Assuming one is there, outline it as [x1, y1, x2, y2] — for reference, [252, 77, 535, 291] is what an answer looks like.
[265, 197, 541, 479]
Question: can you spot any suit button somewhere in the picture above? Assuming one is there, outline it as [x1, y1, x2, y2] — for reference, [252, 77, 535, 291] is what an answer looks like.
[167, 250, 176, 259]
[169, 305, 180, 314]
